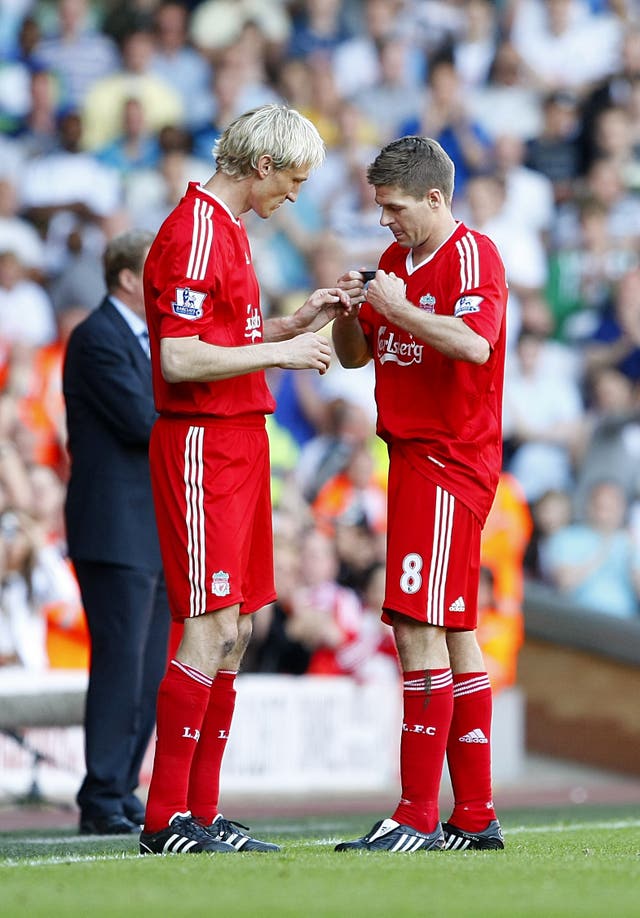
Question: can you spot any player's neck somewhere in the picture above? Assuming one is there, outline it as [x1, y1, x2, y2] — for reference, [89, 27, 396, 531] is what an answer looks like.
[201, 172, 252, 219]
[411, 214, 458, 262]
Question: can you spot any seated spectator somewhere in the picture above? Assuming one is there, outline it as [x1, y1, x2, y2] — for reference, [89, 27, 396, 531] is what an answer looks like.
[493, 133, 555, 237]
[0, 251, 56, 348]
[523, 487, 573, 581]
[545, 197, 637, 343]
[35, 0, 119, 111]
[453, 0, 499, 90]
[579, 25, 640, 172]
[81, 24, 183, 151]
[525, 90, 581, 207]
[8, 66, 60, 161]
[208, 20, 282, 116]
[589, 104, 640, 192]
[578, 155, 640, 250]
[28, 463, 88, 669]
[298, 53, 348, 150]
[188, 0, 290, 60]
[295, 398, 374, 503]
[543, 479, 640, 619]
[469, 40, 543, 142]
[302, 99, 380, 214]
[287, 0, 351, 59]
[150, 0, 213, 132]
[190, 54, 249, 162]
[396, 0, 465, 59]
[286, 526, 365, 677]
[349, 35, 425, 144]
[334, 561, 399, 683]
[334, 517, 385, 597]
[463, 173, 548, 347]
[96, 96, 161, 174]
[248, 530, 311, 676]
[324, 152, 392, 270]
[0, 177, 46, 280]
[47, 225, 106, 315]
[124, 127, 210, 232]
[511, 0, 622, 95]
[0, 18, 39, 136]
[584, 267, 640, 384]
[1, 342, 63, 469]
[0, 507, 81, 669]
[312, 442, 387, 538]
[573, 367, 640, 515]
[332, 0, 424, 99]
[475, 565, 524, 695]
[503, 329, 585, 503]
[19, 110, 122, 274]
[401, 56, 493, 200]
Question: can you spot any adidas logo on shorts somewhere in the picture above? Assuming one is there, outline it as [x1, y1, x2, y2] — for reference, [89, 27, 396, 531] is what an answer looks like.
[448, 596, 466, 612]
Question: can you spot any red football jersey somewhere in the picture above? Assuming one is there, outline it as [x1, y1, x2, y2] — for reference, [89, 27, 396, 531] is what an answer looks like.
[358, 222, 507, 524]
[143, 182, 276, 418]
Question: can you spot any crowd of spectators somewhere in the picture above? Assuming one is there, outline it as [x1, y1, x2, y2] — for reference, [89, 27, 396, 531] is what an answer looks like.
[2, 0, 640, 684]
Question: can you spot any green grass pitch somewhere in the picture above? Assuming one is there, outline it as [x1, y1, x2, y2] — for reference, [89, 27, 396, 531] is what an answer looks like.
[1, 805, 639, 917]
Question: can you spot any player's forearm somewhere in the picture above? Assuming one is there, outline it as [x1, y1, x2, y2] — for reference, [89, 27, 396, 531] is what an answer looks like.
[390, 302, 490, 364]
[263, 314, 297, 342]
[160, 336, 283, 383]
[332, 315, 371, 368]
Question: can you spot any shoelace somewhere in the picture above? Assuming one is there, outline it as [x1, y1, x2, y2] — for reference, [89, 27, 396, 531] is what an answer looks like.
[214, 816, 251, 837]
[174, 816, 215, 842]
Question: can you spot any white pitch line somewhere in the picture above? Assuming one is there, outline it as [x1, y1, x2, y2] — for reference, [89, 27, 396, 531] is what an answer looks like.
[506, 819, 640, 835]
[1, 853, 135, 868]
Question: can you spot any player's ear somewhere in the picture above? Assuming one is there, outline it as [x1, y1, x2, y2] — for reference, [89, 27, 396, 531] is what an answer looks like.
[257, 155, 273, 179]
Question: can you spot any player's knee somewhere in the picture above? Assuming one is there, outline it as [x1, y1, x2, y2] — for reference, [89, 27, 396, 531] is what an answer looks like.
[218, 628, 239, 658]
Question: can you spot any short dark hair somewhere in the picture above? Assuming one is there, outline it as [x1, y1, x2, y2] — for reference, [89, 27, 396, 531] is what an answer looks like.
[103, 230, 154, 292]
[366, 136, 455, 205]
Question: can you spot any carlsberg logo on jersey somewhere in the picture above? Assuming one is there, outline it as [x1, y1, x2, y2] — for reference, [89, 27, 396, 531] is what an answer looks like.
[377, 326, 424, 366]
[244, 304, 263, 342]
[173, 287, 206, 319]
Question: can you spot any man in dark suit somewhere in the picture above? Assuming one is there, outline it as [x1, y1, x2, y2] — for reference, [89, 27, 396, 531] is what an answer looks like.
[64, 229, 170, 835]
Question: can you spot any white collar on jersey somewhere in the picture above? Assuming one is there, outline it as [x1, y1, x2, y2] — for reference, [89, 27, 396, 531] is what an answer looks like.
[405, 221, 461, 274]
[195, 184, 241, 225]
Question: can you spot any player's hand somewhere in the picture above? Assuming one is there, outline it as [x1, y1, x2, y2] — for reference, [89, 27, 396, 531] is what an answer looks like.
[278, 332, 332, 374]
[336, 270, 369, 314]
[366, 270, 407, 321]
[292, 287, 352, 333]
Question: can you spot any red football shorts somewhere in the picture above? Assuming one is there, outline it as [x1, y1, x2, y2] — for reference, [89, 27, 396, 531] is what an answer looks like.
[149, 416, 276, 621]
[383, 449, 480, 631]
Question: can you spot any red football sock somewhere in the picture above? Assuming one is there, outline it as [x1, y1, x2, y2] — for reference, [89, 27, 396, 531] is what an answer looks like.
[446, 672, 497, 832]
[188, 669, 237, 825]
[143, 659, 212, 833]
[392, 669, 453, 834]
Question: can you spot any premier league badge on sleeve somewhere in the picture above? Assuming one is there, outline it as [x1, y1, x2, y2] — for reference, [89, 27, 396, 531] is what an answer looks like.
[172, 287, 206, 320]
[454, 295, 483, 317]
